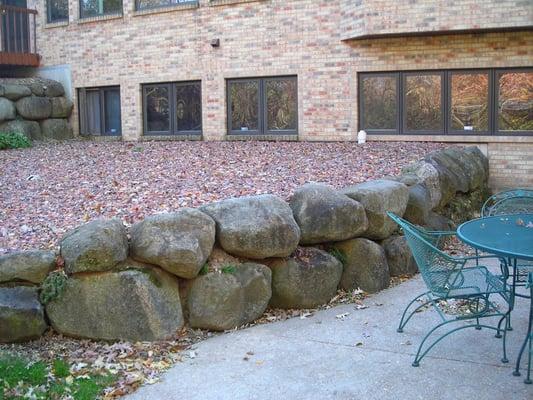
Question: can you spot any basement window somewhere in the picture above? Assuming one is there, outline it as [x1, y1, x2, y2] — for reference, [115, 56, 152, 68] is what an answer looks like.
[47, 0, 68, 23]
[78, 86, 122, 136]
[135, 0, 197, 11]
[80, 0, 123, 18]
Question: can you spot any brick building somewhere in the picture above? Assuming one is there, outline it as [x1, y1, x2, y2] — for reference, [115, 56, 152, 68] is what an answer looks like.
[1, 0, 532, 189]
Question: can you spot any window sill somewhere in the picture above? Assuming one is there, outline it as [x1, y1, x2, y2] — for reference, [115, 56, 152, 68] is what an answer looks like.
[141, 134, 202, 141]
[367, 134, 533, 144]
[209, 0, 266, 7]
[77, 13, 123, 24]
[227, 134, 298, 141]
[44, 20, 69, 29]
[132, 2, 199, 17]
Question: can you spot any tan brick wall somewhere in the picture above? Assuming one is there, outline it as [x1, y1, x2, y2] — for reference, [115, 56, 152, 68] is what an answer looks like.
[488, 143, 533, 190]
[341, 0, 533, 40]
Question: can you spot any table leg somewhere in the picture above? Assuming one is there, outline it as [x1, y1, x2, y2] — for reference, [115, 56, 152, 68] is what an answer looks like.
[513, 272, 533, 384]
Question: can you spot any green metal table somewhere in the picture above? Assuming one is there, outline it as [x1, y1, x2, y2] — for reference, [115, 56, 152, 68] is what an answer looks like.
[457, 213, 533, 384]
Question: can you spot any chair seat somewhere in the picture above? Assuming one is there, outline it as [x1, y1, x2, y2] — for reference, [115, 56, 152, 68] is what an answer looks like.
[432, 266, 508, 300]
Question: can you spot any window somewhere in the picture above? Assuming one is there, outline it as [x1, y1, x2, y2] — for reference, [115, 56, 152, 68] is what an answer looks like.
[142, 81, 202, 135]
[47, 0, 68, 23]
[78, 86, 121, 136]
[227, 76, 297, 135]
[136, 0, 197, 11]
[80, 0, 122, 18]
[359, 68, 532, 136]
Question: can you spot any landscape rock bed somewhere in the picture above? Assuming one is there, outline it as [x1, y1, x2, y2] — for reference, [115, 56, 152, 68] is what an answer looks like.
[0, 78, 73, 141]
[0, 145, 489, 344]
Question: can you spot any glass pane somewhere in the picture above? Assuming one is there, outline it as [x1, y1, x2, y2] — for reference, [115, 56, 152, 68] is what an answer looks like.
[230, 81, 259, 132]
[80, 0, 122, 18]
[405, 74, 443, 132]
[136, 0, 193, 10]
[450, 73, 489, 132]
[498, 71, 533, 132]
[145, 86, 170, 133]
[104, 89, 121, 135]
[361, 75, 397, 130]
[86, 90, 101, 135]
[47, 0, 68, 23]
[266, 78, 297, 131]
[175, 82, 202, 132]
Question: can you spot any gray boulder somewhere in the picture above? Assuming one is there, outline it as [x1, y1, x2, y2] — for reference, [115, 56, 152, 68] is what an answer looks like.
[289, 183, 367, 245]
[40, 119, 74, 140]
[15, 96, 51, 120]
[188, 262, 272, 330]
[0, 119, 40, 140]
[0, 286, 47, 343]
[60, 219, 128, 274]
[382, 235, 418, 277]
[50, 97, 73, 118]
[43, 81, 65, 97]
[404, 184, 431, 226]
[402, 161, 442, 209]
[425, 212, 454, 231]
[1, 84, 31, 101]
[341, 180, 409, 240]
[201, 194, 300, 259]
[332, 238, 389, 293]
[0, 250, 56, 284]
[234, 263, 272, 324]
[188, 272, 243, 331]
[130, 209, 216, 279]
[426, 150, 469, 195]
[464, 146, 489, 184]
[0, 97, 16, 121]
[46, 266, 184, 341]
[269, 247, 343, 309]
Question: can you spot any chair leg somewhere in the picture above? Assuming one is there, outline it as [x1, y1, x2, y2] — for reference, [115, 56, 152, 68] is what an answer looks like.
[412, 320, 502, 367]
[397, 291, 433, 333]
[501, 312, 509, 364]
[525, 334, 532, 384]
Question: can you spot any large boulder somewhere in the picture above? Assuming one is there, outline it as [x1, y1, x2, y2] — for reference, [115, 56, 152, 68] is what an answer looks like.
[50, 97, 73, 118]
[269, 248, 343, 309]
[188, 262, 272, 330]
[40, 119, 74, 140]
[130, 209, 216, 279]
[0, 250, 56, 284]
[234, 263, 272, 324]
[464, 146, 489, 185]
[289, 183, 367, 245]
[403, 184, 431, 226]
[402, 161, 442, 209]
[341, 180, 409, 240]
[15, 96, 51, 120]
[46, 266, 184, 341]
[200, 194, 300, 259]
[381, 235, 418, 277]
[0, 119, 40, 140]
[0, 287, 47, 343]
[425, 212, 454, 231]
[0, 97, 16, 121]
[60, 219, 128, 274]
[425, 150, 469, 195]
[0, 84, 31, 101]
[43, 81, 65, 97]
[332, 238, 389, 293]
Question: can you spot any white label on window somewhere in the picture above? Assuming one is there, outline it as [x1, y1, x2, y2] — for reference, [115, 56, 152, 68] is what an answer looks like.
[241, 127, 249, 131]
[464, 126, 474, 131]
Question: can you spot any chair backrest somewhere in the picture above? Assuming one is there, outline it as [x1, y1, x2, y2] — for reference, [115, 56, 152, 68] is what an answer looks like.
[482, 189, 533, 217]
[387, 212, 462, 296]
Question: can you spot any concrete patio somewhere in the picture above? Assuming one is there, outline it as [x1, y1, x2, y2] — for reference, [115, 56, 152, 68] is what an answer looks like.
[128, 260, 532, 400]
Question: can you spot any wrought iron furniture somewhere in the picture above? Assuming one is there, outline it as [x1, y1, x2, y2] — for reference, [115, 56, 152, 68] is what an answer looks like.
[387, 212, 511, 367]
[457, 213, 533, 384]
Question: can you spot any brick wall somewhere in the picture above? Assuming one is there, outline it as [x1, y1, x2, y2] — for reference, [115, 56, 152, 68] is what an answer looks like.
[487, 143, 533, 190]
[341, 0, 533, 40]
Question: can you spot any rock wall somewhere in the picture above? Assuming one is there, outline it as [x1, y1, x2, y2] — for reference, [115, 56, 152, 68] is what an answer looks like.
[0, 78, 73, 141]
[0, 146, 489, 343]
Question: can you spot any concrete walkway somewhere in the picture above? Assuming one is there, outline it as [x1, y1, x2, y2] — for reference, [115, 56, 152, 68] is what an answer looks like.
[129, 267, 533, 400]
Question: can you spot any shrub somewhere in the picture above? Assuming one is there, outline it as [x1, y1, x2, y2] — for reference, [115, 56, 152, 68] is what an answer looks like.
[221, 265, 237, 274]
[40, 271, 68, 304]
[0, 131, 32, 150]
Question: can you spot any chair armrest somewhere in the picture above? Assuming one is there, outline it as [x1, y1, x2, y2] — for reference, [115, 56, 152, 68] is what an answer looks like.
[426, 230, 456, 237]
[461, 255, 509, 279]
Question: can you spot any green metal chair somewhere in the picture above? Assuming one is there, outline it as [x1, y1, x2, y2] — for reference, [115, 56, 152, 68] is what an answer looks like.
[387, 212, 511, 367]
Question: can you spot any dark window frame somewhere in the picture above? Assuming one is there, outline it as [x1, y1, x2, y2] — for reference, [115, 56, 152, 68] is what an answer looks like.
[358, 67, 533, 136]
[227, 75, 298, 136]
[135, 0, 198, 11]
[46, 0, 69, 23]
[142, 80, 202, 136]
[79, 0, 123, 19]
[78, 86, 122, 136]
[358, 72, 400, 134]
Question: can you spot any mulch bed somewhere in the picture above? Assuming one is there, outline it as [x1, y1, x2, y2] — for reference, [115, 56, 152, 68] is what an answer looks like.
[0, 140, 446, 254]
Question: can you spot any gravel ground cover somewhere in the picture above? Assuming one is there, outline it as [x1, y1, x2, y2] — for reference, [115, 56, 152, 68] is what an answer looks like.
[0, 140, 446, 254]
